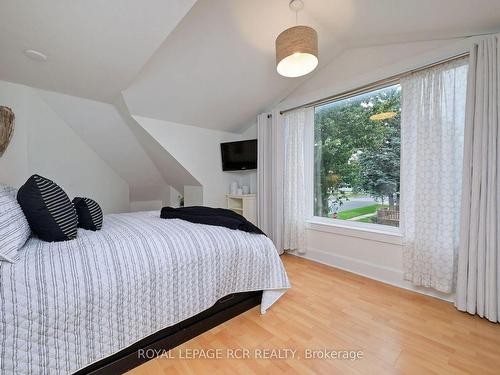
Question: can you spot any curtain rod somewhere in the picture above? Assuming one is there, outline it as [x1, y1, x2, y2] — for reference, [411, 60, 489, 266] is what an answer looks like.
[279, 51, 470, 115]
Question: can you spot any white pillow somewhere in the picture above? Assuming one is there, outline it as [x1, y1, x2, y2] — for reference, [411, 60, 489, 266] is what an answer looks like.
[0, 185, 31, 263]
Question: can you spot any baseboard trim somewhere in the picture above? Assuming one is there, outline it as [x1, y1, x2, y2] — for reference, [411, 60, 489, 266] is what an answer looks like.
[296, 247, 454, 302]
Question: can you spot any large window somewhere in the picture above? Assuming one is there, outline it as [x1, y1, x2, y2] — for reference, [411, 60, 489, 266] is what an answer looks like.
[314, 84, 401, 227]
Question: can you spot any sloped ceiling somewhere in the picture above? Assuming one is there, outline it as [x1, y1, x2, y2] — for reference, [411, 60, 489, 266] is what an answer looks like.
[304, 0, 500, 48]
[123, 0, 342, 132]
[123, 0, 500, 133]
[37, 89, 199, 200]
[1, 0, 499, 133]
[0, 0, 197, 102]
[114, 95, 200, 194]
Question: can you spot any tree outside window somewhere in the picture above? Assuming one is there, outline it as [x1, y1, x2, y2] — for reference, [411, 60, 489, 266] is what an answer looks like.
[314, 84, 401, 227]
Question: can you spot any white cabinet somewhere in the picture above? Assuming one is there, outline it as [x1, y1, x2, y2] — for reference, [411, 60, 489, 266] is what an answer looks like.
[226, 194, 257, 225]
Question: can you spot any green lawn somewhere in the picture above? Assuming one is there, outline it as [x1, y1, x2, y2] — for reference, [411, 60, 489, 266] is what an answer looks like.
[336, 204, 386, 220]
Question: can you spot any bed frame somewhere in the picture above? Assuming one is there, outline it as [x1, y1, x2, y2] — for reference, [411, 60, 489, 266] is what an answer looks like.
[74, 290, 263, 375]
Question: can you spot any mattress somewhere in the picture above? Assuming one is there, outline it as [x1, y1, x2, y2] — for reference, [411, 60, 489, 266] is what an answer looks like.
[0, 211, 290, 374]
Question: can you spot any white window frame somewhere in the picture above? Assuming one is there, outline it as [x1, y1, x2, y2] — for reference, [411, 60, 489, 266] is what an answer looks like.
[305, 81, 403, 237]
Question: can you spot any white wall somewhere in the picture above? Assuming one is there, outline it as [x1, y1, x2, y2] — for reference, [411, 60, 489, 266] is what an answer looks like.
[169, 186, 182, 208]
[134, 116, 255, 208]
[278, 38, 472, 111]
[130, 184, 172, 212]
[37, 90, 174, 203]
[130, 200, 163, 212]
[277, 38, 475, 300]
[0, 80, 130, 213]
[241, 123, 257, 138]
[184, 185, 204, 206]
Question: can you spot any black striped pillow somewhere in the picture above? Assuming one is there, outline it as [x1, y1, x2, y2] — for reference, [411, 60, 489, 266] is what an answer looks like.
[73, 197, 103, 231]
[17, 175, 78, 242]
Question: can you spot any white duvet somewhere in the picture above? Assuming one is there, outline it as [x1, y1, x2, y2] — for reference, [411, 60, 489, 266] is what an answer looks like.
[0, 211, 289, 374]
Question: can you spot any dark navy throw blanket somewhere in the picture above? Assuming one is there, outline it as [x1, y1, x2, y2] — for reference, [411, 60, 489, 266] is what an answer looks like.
[160, 206, 265, 236]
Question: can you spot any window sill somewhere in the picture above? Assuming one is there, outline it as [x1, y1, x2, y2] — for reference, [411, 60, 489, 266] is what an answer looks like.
[306, 216, 403, 245]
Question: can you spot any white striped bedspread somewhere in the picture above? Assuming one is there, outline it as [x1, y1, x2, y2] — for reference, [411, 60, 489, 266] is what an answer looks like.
[0, 211, 290, 375]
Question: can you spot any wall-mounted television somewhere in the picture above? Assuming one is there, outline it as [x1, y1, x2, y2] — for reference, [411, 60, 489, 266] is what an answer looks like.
[220, 139, 257, 171]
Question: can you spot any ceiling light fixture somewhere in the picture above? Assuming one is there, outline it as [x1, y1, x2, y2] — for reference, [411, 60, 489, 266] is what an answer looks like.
[24, 49, 48, 62]
[369, 112, 397, 121]
[276, 0, 318, 78]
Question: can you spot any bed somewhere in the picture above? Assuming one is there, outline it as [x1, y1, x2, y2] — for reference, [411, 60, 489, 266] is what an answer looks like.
[0, 211, 290, 375]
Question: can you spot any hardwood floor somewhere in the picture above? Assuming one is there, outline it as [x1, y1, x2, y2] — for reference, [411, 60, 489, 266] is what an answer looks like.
[127, 254, 500, 375]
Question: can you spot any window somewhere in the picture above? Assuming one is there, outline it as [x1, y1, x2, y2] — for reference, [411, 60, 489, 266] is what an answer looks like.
[313, 84, 401, 227]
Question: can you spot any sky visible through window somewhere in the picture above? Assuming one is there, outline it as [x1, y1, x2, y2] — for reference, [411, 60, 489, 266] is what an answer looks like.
[314, 84, 401, 227]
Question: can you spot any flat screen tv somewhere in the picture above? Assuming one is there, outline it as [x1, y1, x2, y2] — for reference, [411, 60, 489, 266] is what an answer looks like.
[221, 139, 257, 171]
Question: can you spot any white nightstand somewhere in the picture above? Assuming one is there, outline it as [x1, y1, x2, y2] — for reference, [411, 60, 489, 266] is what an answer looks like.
[226, 194, 256, 225]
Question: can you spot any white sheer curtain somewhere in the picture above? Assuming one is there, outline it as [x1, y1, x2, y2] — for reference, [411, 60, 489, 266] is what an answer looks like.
[257, 111, 285, 253]
[283, 108, 313, 253]
[400, 58, 468, 293]
[456, 36, 500, 322]
[257, 113, 272, 233]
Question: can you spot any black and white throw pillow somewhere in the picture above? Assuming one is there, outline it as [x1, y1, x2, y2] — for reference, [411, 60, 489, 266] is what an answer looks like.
[72, 197, 103, 231]
[17, 175, 78, 242]
[0, 185, 31, 262]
